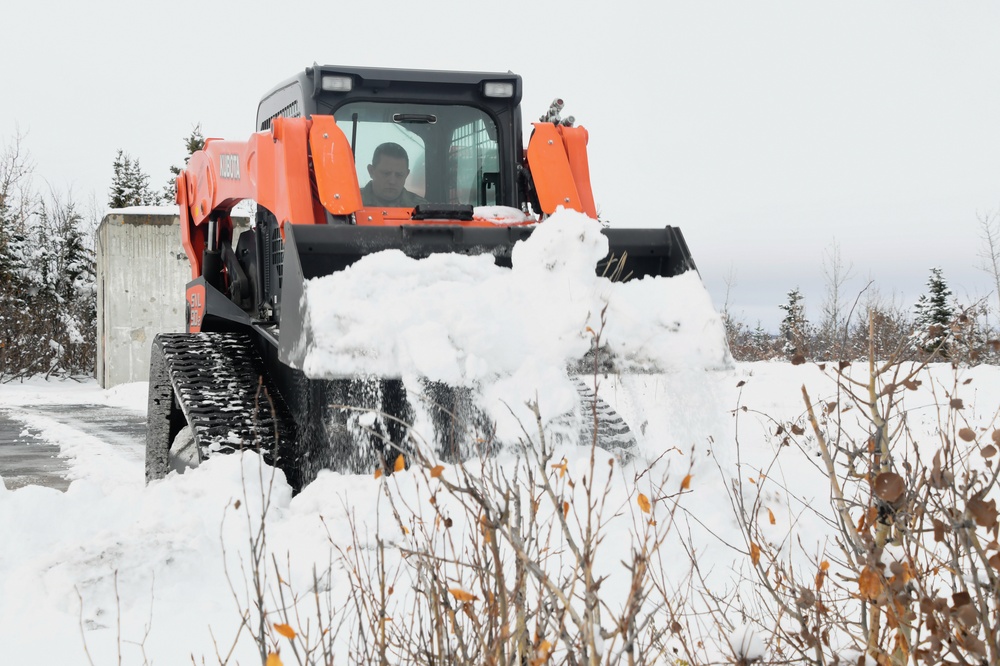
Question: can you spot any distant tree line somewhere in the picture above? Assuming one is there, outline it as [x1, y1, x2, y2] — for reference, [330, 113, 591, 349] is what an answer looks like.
[0, 126, 203, 380]
[724, 257, 1000, 366]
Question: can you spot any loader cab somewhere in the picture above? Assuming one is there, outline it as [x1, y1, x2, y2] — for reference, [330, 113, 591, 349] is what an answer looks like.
[257, 65, 525, 210]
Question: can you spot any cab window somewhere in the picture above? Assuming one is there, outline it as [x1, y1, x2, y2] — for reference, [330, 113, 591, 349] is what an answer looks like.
[335, 102, 499, 206]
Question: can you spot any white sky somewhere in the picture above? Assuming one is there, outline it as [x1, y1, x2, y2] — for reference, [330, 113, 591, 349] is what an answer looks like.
[4, 0, 1000, 330]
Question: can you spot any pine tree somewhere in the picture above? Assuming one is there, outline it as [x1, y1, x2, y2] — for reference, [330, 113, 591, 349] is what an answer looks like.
[778, 288, 811, 359]
[160, 124, 205, 204]
[108, 149, 154, 208]
[913, 267, 955, 358]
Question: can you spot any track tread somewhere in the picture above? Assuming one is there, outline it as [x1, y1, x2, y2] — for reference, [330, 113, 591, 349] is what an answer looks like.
[157, 332, 293, 462]
[573, 377, 638, 452]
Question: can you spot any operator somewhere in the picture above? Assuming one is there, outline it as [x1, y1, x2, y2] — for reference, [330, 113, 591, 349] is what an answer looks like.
[361, 142, 428, 207]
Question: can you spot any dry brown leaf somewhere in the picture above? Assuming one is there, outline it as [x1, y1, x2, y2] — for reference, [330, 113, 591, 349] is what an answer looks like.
[791, 424, 805, 436]
[479, 515, 491, 543]
[266, 654, 283, 666]
[951, 398, 965, 410]
[750, 541, 761, 566]
[637, 493, 651, 514]
[562, 501, 570, 518]
[681, 474, 692, 491]
[552, 459, 568, 478]
[767, 508, 776, 525]
[968, 497, 999, 528]
[274, 623, 296, 640]
[449, 588, 478, 602]
[958, 427, 977, 442]
[430, 465, 445, 478]
[873, 472, 905, 504]
[530, 640, 553, 666]
[815, 569, 826, 591]
[858, 566, 882, 600]
[982, 445, 998, 458]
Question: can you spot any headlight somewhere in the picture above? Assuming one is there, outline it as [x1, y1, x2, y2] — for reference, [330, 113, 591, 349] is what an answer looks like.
[483, 81, 514, 98]
[321, 75, 353, 92]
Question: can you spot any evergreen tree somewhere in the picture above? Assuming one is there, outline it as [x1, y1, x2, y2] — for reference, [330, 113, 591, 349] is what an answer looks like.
[749, 322, 775, 360]
[160, 124, 205, 204]
[778, 288, 811, 359]
[108, 149, 154, 208]
[913, 267, 955, 358]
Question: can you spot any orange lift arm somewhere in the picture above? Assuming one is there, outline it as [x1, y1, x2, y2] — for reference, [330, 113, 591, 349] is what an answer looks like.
[178, 116, 362, 280]
[525, 122, 598, 219]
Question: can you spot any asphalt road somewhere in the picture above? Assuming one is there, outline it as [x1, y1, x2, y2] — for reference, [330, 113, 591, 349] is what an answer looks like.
[0, 405, 146, 491]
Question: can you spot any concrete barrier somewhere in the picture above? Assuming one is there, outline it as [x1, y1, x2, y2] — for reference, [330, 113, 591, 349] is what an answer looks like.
[95, 207, 249, 388]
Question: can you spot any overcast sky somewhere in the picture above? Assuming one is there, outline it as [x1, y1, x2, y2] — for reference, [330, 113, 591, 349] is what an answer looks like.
[4, 1, 999, 330]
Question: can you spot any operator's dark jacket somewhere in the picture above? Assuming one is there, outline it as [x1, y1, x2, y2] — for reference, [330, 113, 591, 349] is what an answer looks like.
[360, 182, 428, 207]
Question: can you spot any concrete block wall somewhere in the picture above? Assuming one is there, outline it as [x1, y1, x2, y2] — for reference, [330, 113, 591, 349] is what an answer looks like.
[95, 208, 249, 388]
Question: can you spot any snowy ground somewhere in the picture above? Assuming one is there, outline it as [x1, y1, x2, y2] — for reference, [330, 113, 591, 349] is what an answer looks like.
[3, 362, 997, 664]
[2, 211, 998, 663]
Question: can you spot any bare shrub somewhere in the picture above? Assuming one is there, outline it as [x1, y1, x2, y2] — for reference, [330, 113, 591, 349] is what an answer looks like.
[721, 326, 1000, 664]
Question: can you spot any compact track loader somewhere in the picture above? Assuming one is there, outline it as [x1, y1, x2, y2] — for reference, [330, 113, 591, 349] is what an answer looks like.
[145, 65, 700, 491]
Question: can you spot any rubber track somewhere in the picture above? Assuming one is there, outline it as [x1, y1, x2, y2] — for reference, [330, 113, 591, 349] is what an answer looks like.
[573, 377, 637, 452]
[157, 332, 292, 461]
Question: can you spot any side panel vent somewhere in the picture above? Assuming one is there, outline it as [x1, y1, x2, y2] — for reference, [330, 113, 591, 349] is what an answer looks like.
[260, 102, 300, 131]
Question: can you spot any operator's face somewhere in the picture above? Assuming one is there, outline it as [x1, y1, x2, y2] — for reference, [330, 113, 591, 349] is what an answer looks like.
[367, 156, 409, 202]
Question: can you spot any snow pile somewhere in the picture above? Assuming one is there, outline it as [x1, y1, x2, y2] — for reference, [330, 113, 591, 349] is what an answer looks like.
[299, 210, 729, 441]
[301, 210, 728, 383]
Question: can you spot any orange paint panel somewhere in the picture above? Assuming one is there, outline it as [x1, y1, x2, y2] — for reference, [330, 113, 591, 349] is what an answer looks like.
[558, 126, 597, 219]
[177, 173, 203, 281]
[271, 117, 324, 237]
[309, 116, 363, 215]
[353, 208, 536, 228]
[526, 123, 582, 215]
[186, 283, 206, 333]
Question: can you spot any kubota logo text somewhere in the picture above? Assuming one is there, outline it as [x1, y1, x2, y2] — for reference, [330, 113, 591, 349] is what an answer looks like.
[219, 154, 240, 180]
